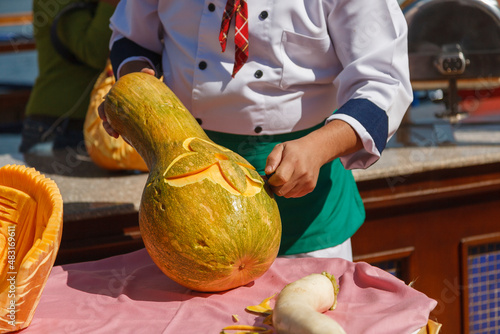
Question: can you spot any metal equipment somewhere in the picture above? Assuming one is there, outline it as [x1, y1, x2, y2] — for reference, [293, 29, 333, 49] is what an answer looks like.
[403, 0, 500, 122]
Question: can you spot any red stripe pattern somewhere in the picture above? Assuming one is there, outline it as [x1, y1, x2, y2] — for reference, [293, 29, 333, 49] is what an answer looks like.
[219, 0, 249, 77]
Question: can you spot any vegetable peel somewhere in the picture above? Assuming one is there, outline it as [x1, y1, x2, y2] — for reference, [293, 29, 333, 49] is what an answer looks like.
[245, 293, 276, 315]
[220, 325, 273, 334]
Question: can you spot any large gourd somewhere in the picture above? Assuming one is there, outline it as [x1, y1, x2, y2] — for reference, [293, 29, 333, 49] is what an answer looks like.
[0, 165, 63, 332]
[103, 73, 282, 292]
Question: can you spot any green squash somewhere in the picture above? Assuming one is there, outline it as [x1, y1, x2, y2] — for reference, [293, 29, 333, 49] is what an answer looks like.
[104, 73, 282, 292]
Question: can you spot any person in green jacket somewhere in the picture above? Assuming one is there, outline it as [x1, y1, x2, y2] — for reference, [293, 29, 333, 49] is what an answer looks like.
[20, 0, 118, 153]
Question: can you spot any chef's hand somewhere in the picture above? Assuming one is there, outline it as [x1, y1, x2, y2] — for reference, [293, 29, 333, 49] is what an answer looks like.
[98, 65, 155, 138]
[265, 120, 363, 198]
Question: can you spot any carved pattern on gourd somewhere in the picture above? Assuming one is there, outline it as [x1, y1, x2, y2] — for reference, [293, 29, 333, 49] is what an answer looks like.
[163, 138, 263, 196]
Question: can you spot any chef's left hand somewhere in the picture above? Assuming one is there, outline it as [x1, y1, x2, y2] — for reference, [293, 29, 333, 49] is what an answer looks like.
[98, 67, 156, 139]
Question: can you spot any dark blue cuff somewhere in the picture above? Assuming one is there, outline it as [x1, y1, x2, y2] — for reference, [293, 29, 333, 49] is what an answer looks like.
[109, 37, 163, 78]
[335, 99, 388, 154]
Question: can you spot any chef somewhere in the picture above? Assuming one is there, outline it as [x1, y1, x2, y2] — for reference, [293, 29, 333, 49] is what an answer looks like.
[100, 0, 412, 260]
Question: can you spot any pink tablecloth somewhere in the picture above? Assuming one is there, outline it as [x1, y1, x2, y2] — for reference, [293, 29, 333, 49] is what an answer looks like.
[23, 249, 436, 334]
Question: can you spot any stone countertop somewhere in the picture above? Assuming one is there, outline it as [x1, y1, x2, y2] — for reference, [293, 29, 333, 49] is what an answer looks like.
[0, 135, 148, 220]
[353, 131, 500, 182]
[354, 101, 500, 181]
[1, 101, 500, 220]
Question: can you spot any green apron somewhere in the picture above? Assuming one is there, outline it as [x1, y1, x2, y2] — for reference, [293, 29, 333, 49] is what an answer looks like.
[205, 124, 365, 255]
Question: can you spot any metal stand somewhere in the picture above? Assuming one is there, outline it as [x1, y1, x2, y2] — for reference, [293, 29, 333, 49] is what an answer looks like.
[435, 78, 468, 123]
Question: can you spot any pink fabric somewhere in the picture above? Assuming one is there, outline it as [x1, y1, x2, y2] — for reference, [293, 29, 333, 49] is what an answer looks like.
[23, 249, 436, 333]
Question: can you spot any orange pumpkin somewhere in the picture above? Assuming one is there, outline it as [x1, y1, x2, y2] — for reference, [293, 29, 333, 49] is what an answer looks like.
[0, 164, 63, 332]
[83, 62, 148, 172]
[103, 73, 282, 292]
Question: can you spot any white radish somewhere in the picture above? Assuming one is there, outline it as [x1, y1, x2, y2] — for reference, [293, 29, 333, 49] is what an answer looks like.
[272, 272, 346, 334]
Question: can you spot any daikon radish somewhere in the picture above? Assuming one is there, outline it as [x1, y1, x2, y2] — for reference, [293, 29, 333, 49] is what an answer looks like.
[272, 272, 345, 334]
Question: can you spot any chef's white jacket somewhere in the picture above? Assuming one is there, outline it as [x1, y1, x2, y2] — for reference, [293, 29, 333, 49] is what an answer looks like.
[109, 0, 412, 169]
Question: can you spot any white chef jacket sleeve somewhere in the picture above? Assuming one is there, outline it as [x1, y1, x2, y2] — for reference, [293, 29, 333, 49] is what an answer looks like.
[108, 0, 163, 78]
[325, 0, 413, 169]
